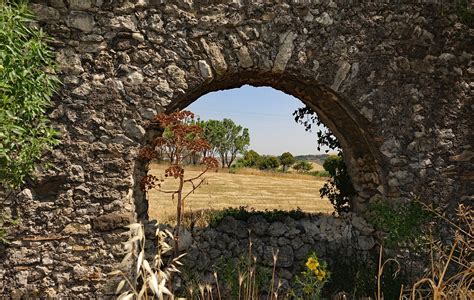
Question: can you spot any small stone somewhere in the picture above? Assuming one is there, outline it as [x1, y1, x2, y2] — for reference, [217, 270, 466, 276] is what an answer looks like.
[16, 271, 29, 286]
[68, 165, 85, 182]
[139, 108, 157, 120]
[201, 39, 228, 76]
[67, 11, 95, 33]
[125, 71, 144, 86]
[166, 65, 188, 89]
[351, 215, 374, 235]
[132, 32, 145, 42]
[18, 189, 34, 202]
[62, 223, 91, 235]
[41, 256, 54, 265]
[177, 229, 192, 251]
[72, 83, 92, 97]
[198, 60, 213, 80]
[109, 15, 138, 32]
[237, 46, 253, 68]
[30, 4, 60, 22]
[72, 265, 89, 278]
[361, 107, 374, 122]
[358, 235, 375, 250]
[268, 222, 288, 237]
[331, 61, 351, 91]
[49, 0, 66, 8]
[315, 12, 333, 26]
[122, 119, 146, 140]
[439, 53, 456, 62]
[248, 215, 269, 236]
[272, 31, 297, 73]
[68, 0, 93, 10]
[216, 217, 248, 239]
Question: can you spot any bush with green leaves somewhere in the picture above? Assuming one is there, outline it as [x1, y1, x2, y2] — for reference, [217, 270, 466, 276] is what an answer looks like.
[320, 155, 356, 214]
[0, 0, 60, 189]
[293, 160, 313, 173]
[293, 107, 355, 214]
[236, 149, 261, 168]
[367, 199, 432, 249]
[257, 155, 280, 170]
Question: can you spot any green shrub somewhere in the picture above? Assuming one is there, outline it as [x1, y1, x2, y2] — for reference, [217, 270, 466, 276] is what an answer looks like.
[308, 170, 330, 177]
[293, 160, 313, 173]
[257, 155, 280, 170]
[0, 0, 60, 189]
[367, 199, 433, 249]
[208, 206, 306, 227]
[319, 155, 356, 214]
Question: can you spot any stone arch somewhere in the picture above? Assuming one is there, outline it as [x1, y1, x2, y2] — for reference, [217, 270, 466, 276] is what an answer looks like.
[1, 1, 470, 297]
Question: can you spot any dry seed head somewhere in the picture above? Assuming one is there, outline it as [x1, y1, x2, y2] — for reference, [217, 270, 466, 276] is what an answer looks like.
[272, 249, 279, 263]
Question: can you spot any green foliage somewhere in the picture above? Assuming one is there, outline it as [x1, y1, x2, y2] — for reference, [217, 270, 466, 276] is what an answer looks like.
[322, 249, 405, 299]
[0, 1, 60, 189]
[307, 170, 329, 177]
[200, 118, 250, 168]
[238, 149, 261, 168]
[293, 160, 313, 173]
[455, 0, 474, 26]
[293, 107, 355, 213]
[320, 154, 356, 214]
[279, 152, 295, 171]
[208, 206, 306, 227]
[257, 155, 280, 170]
[367, 199, 433, 249]
[0, 211, 18, 244]
[212, 254, 272, 299]
[293, 107, 341, 152]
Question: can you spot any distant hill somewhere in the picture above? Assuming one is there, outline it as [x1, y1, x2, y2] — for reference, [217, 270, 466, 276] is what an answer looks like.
[295, 154, 330, 165]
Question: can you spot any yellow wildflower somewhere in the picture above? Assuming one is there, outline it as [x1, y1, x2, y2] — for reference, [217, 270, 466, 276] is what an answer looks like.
[305, 257, 319, 271]
[316, 270, 326, 281]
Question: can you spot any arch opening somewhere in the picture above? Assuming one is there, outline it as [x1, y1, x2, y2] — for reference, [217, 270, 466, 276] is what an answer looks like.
[134, 74, 386, 221]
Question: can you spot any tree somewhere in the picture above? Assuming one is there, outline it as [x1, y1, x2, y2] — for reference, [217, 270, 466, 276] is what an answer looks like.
[0, 1, 60, 189]
[139, 111, 219, 255]
[240, 150, 261, 167]
[280, 152, 296, 171]
[201, 118, 250, 168]
[258, 155, 280, 170]
[293, 160, 313, 173]
[293, 105, 355, 214]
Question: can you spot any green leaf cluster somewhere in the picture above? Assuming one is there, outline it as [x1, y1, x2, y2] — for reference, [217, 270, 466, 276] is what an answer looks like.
[367, 199, 433, 249]
[293, 106, 355, 213]
[293, 160, 313, 173]
[320, 154, 356, 214]
[0, 1, 60, 188]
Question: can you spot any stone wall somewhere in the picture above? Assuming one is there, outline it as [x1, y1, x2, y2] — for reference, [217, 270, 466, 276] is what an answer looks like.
[0, 0, 471, 297]
[173, 213, 376, 294]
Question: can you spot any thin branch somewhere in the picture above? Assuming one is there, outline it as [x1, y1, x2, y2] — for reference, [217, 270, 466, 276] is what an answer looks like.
[182, 178, 206, 202]
[184, 167, 209, 183]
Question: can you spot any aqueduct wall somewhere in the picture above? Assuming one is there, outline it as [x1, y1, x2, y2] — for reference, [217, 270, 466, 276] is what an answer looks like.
[0, 0, 472, 297]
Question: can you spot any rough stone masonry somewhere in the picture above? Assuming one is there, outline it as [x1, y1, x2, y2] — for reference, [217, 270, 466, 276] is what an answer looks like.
[0, 0, 472, 297]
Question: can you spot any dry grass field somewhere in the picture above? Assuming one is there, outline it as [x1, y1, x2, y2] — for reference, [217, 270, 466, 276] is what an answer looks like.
[147, 163, 333, 223]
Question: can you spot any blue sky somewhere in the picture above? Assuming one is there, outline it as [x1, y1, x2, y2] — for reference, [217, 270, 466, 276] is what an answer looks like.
[187, 85, 330, 156]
